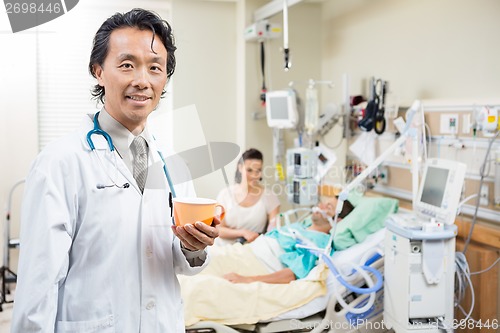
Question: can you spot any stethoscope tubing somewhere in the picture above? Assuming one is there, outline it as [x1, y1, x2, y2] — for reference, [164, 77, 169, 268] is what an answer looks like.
[87, 112, 177, 198]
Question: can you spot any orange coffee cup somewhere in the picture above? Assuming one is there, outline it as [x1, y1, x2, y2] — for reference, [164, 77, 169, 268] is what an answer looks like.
[173, 197, 225, 226]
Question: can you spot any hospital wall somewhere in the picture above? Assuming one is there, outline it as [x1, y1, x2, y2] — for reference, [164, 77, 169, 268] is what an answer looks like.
[0, 22, 39, 275]
[243, 1, 323, 209]
[170, 0, 241, 199]
[242, 0, 500, 324]
[317, 0, 500, 325]
[246, 2, 500, 217]
[168, 0, 324, 204]
[320, 0, 500, 102]
[174, 0, 500, 214]
[316, 7, 500, 215]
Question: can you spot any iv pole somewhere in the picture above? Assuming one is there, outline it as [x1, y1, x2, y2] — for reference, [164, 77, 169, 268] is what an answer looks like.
[1, 179, 24, 311]
[283, 0, 291, 71]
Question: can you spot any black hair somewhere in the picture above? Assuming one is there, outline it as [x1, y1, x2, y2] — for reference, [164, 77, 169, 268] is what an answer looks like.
[234, 148, 264, 184]
[88, 8, 176, 103]
[337, 199, 355, 219]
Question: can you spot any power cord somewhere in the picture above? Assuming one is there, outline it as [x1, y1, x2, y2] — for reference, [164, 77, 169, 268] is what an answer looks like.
[437, 316, 453, 333]
[259, 41, 267, 106]
[453, 253, 500, 324]
[454, 252, 475, 322]
[470, 257, 500, 275]
[456, 194, 478, 215]
[462, 131, 499, 254]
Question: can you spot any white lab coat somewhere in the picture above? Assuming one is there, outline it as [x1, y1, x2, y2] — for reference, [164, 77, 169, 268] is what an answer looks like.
[11, 115, 208, 332]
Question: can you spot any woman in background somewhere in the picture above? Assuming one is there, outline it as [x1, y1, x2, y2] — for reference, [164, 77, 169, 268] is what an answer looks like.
[216, 148, 280, 245]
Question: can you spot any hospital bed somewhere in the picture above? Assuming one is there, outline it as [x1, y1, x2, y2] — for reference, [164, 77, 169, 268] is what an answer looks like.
[185, 227, 389, 333]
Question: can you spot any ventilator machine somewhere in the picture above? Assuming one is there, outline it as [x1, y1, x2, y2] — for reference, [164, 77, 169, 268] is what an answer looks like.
[384, 158, 466, 333]
[331, 100, 468, 332]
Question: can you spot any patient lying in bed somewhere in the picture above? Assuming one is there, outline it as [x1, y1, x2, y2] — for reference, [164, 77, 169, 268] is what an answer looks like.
[222, 195, 355, 284]
[180, 194, 398, 326]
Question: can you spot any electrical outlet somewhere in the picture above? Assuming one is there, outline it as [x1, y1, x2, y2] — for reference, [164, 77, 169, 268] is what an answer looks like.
[440, 114, 459, 135]
[479, 184, 489, 206]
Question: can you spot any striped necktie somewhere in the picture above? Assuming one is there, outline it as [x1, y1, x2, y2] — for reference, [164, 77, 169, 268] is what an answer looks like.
[131, 136, 148, 193]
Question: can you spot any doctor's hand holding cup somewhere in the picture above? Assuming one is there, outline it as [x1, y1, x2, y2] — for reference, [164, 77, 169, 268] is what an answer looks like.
[171, 198, 224, 251]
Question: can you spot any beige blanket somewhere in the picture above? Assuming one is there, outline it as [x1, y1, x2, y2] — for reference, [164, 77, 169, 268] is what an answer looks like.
[179, 243, 328, 326]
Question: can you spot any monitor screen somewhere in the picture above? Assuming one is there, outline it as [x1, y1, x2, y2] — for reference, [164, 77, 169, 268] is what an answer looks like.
[414, 158, 467, 225]
[269, 96, 290, 120]
[420, 166, 449, 207]
[265, 90, 298, 129]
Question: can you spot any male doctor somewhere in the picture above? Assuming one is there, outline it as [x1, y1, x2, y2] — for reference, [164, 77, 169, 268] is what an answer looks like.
[11, 8, 219, 332]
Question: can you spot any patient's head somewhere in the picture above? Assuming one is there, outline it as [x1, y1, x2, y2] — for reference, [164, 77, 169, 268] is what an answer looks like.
[311, 195, 354, 229]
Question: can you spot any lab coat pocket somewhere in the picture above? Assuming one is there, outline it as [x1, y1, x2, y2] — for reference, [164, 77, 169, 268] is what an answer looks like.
[56, 314, 115, 333]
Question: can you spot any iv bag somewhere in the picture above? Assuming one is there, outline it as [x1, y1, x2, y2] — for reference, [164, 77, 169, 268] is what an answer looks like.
[305, 85, 319, 135]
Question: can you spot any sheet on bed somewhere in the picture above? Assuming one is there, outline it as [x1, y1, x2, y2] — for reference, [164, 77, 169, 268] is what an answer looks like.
[181, 196, 397, 327]
[333, 196, 398, 250]
[179, 243, 328, 326]
[267, 228, 386, 321]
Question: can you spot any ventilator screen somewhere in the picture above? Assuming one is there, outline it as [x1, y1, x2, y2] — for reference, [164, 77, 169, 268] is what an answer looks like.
[420, 166, 449, 207]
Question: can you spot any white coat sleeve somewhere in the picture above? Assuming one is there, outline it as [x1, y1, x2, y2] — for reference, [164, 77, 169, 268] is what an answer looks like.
[10, 162, 74, 332]
[173, 238, 210, 275]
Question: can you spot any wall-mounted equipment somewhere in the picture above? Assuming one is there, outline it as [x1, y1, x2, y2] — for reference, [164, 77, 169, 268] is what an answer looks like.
[251, 0, 302, 71]
[474, 106, 499, 137]
[244, 20, 281, 42]
[265, 89, 299, 129]
[358, 77, 388, 134]
[286, 148, 318, 205]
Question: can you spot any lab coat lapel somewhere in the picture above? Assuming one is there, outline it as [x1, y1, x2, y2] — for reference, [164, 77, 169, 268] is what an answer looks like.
[115, 155, 142, 194]
[143, 136, 169, 194]
[95, 147, 139, 194]
[80, 115, 142, 194]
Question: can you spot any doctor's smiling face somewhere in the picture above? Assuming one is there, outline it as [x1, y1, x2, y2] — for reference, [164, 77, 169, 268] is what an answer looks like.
[93, 27, 168, 134]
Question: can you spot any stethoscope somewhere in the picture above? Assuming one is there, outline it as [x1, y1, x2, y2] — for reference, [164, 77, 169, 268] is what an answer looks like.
[86, 112, 177, 209]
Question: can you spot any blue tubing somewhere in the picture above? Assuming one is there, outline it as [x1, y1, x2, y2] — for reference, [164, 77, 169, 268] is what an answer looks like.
[364, 253, 382, 267]
[316, 251, 383, 294]
[349, 253, 382, 275]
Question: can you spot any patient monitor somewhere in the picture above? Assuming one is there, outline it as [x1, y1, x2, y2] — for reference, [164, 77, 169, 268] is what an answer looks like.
[384, 158, 467, 333]
[266, 89, 299, 129]
[414, 158, 467, 226]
